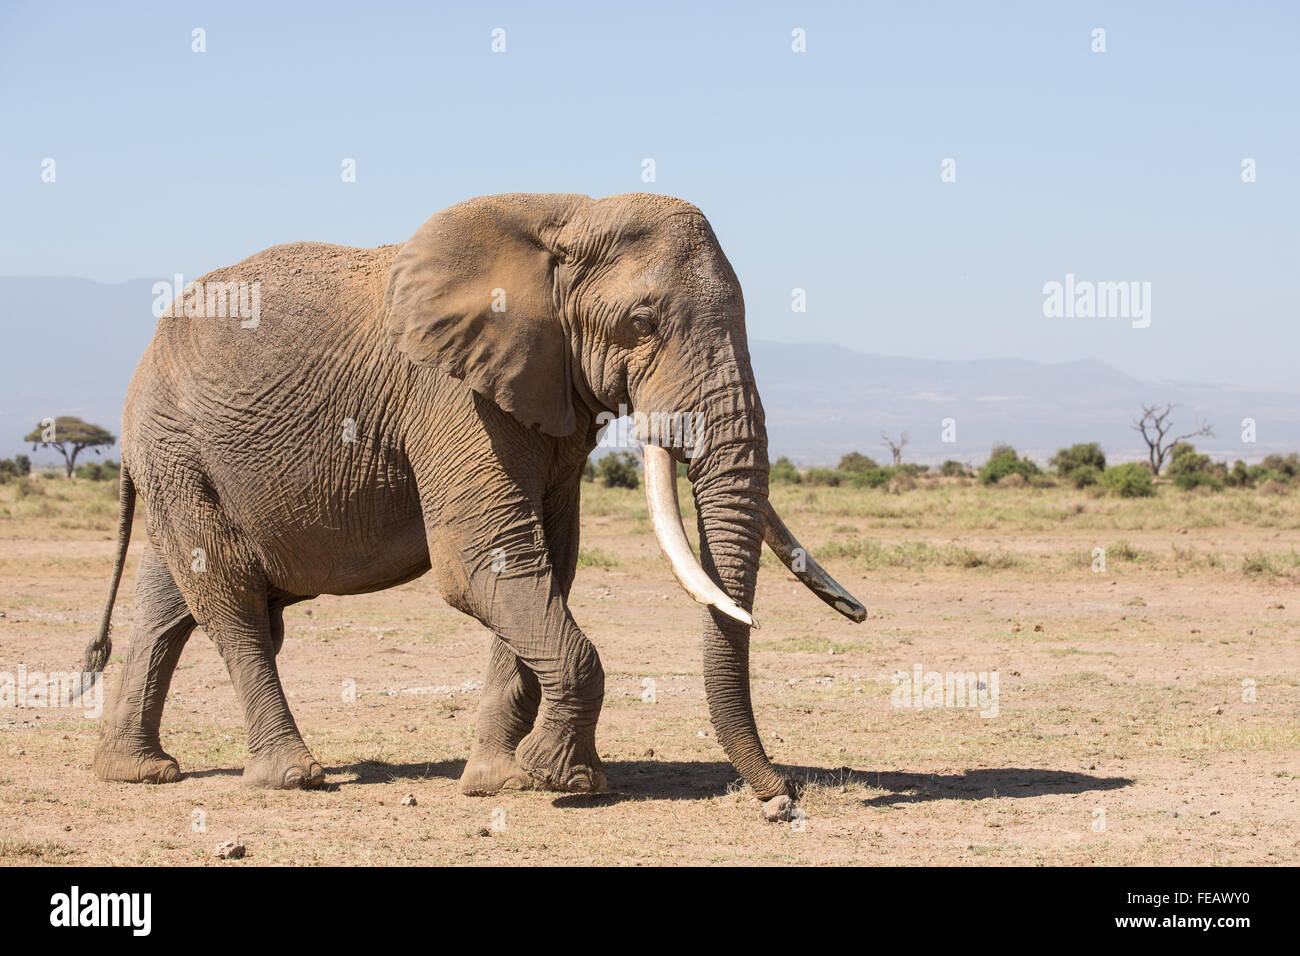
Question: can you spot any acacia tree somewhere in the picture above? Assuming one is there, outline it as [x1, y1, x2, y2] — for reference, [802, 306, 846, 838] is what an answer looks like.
[1132, 404, 1212, 475]
[881, 431, 909, 466]
[24, 416, 116, 478]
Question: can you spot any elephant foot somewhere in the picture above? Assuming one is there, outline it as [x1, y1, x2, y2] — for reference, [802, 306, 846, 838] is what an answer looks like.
[93, 737, 182, 784]
[243, 743, 325, 790]
[515, 719, 605, 794]
[459, 749, 536, 796]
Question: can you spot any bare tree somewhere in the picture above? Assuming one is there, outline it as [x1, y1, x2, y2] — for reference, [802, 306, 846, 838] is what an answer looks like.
[881, 431, 909, 466]
[1132, 404, 1212, 474]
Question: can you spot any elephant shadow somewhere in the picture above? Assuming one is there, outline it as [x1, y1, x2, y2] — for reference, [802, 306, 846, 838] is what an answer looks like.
[182, 759, 1132, 805]
[550, 761, 1133, 807]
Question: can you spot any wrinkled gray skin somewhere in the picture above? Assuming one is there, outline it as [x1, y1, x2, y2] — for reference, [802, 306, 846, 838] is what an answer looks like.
[87, 193, 793, 798]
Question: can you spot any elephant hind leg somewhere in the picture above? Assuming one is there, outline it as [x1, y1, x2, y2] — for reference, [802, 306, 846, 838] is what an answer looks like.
[93, 544, 196, 784]
[459, 637, 541, 795]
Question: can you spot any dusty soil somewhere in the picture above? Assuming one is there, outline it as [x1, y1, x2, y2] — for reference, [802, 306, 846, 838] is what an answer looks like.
[1, 477, 1298, 865]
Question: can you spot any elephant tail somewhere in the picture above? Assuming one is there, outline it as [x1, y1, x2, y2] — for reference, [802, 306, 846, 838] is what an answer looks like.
[69, 464, 135, 703]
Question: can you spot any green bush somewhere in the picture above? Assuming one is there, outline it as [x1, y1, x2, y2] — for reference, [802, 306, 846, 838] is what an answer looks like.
[850, 467, 892, 489]
[595, 451, 639, 489]
[1101, 463, 1155, 498]
[1167, 442, 1211, 476]
[582, 459, 596, 482]
[75, 459, 121, 481]
[770, 456, 802, 484]
[837, 452, 879, 473]
[1174, 470, 1224, 492]
[1051, 442, 1106, 476]
[1261, 453, 1300, 478]
[803, 467, 846, 487]
[1067, 464, 1102, 488]
[939, 460, 968, 478]
[979, 447, 1040, 486]
[0, 459, 19, 483]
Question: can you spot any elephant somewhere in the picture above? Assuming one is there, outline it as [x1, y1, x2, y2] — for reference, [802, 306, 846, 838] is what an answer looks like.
[80, 192, 866, 799]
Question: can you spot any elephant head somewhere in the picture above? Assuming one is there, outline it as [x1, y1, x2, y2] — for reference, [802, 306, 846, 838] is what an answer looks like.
[383, 193, 866, 798]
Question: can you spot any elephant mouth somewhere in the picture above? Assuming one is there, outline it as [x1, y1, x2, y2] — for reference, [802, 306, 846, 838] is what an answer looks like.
[642, 444, 866, 624]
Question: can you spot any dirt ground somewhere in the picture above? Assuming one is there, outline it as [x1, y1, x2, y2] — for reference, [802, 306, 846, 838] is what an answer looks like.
[1, 476, 1298, 865]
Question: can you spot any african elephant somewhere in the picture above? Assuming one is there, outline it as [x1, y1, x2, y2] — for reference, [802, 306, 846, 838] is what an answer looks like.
[82, 192, 865, 799]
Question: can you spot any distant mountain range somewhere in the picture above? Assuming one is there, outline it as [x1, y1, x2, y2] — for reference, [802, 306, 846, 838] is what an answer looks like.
[2, 276, 1296, 467]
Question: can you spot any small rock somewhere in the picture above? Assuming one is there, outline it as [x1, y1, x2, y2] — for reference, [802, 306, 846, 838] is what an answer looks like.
[1208, 705, 1224, 715]
[761, 794, 796, 823]
[401, 793, 417, 807]
[1033, 624, 1044, 632]
[476, 827, 491, 837]
[641, 748, 655, 758]
[215, 840, 245, 860]
[697, 730, 709, 738]
[402, 723, 416, 733]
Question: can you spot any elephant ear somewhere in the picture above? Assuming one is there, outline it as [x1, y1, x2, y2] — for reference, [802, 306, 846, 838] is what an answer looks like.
[383, 194, 587, 437]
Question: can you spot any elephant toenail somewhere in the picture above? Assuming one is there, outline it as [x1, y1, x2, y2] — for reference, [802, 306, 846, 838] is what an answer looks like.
[284, 768, 303, 787]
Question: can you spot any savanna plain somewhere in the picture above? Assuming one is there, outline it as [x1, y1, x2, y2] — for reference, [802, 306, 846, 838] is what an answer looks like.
[1, 472, 1297, 866]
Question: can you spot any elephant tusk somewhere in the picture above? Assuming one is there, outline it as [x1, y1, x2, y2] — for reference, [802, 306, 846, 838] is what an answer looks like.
[762, 502, 868, 623]
[643, 443, 757, 628]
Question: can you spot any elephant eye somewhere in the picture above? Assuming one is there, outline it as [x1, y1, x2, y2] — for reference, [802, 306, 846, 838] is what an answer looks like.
[629, 308, 657, 339]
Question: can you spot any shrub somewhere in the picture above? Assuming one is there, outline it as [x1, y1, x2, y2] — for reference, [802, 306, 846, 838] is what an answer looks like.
[1246, 465, 1289, 487]
[1067, 464, 1102, 488]
[979, 446, 1040, 486]
[1101, 463, 1155, 498]
[75, 459, 121, 481]
[837, 452, 879, 473]
[939, 460, 968, 478]
[803, 467, 846, 487]
[1261, 453, 1300, 478]
[850, 467, 891, 489]
[582, 460, 595, 482]
[1051, 442, 1106, 476]
[997, 472, 1026, 488]
[887, 471, 917, 494]
[1260, 479, 1289, 496]
[1167, 442, 1211, 477]
[15, 477, 45, 498]
[1174, 470, 1223, 492]
[0, 459, 19, 483]
[595, 451, 639, 489]
[770, 456, 802, 484]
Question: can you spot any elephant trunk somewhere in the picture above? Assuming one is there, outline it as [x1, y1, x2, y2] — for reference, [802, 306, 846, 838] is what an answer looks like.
[690, 431, 787, 799]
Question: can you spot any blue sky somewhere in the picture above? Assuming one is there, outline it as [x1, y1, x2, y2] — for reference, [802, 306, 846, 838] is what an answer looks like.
[1, 0, 1296, 387]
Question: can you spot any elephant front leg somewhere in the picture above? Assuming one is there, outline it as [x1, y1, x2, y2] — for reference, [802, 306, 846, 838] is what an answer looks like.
[428, 509, 605, 793]
[459, 637, 541, 795]
[460, 478, 580, 796]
